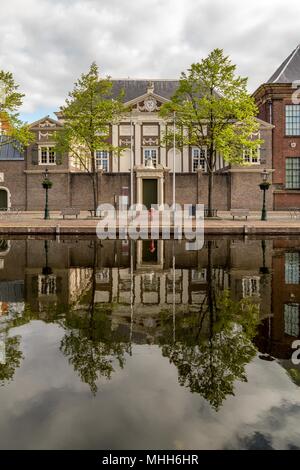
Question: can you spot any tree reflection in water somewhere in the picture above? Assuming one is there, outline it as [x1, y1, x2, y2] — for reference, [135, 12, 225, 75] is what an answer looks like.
[0, 239, 261, 403]
[159, 241, 260, 411]
[0, 335, 23, 386]
[0, 305, 34, 386]
[60, 241, 130, 395]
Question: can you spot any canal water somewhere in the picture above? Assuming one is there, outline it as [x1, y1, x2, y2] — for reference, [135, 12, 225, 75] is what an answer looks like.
[0, 237, 300, 449]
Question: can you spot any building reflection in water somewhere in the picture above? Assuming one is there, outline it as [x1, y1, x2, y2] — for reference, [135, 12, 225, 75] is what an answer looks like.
[0, 237, 300, 402]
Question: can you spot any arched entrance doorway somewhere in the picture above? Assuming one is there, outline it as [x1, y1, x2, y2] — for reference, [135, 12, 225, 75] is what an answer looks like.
[0, 188, 10, 211]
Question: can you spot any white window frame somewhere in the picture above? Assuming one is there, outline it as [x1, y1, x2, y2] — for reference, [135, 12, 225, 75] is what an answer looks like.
[243, 147, 260, 165]
[285, 252, 300, 284]
[284, 303, 300, 337]
[286, 105, 300, 136]
[191, 268, 207, 283]
[39, 146, 56, 165]
[38, 274, 57, 295]
[192, 147, 207, 172]
[95, 150, 109, 172]
[242, 276, 260, 298]
[143, 148, 158, 166]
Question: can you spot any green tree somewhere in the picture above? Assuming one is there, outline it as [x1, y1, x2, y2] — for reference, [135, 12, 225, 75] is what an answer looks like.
[0, 70, 34, 149]
[55, 63, 125, 215]
[160, 48, 261, 217]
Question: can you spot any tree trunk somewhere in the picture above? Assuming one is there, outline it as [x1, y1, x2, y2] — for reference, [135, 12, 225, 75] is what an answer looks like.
[91, 173, 97, 217]
[207, 169, 214, 218]
[91, 150, 98, 216]
[96, 170, 99, 215]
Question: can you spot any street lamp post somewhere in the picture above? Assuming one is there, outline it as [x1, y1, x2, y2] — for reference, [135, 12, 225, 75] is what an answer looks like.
[42, 168, 53, 220]
[259, 169, 270, 221]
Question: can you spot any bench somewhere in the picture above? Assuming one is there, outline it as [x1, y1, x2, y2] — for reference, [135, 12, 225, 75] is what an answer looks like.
[230, 209, 249, 220]
[0, 207, 21, 218]
[61, 208, 80, 219]
[288, 207, 300, 219]
[204, 207, 218, 217]
[88, 209, 106, 218]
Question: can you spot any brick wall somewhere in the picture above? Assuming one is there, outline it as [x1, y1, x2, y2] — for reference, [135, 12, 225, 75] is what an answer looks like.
[26, 172, 70, 210]
[254, 83, 300, 209]
[0, 161, 26, 210]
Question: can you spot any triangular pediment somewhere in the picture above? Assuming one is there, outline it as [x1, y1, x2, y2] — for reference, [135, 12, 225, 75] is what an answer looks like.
[125, 92, 169, 112]
[255, 117, 274, 129]
[29, 115, 63, 129]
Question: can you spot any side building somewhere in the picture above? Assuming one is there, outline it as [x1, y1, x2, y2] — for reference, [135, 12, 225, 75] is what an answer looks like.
[254, 44, 300, 210]
[1, 80, 273, 211]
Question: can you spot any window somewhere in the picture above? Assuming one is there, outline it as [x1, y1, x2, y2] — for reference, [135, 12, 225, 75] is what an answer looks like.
[192, 147, 206, 171]
[144, 148, 157, 166]
[284, 303, 299, 336]
[285, 252, 300, 284]
[39, 146, 56, 165]
[38, 274, 56, 295]
[142, 273, 159, 292]
[243, 148, 260, 164]
[95, 268, 110, 284]
[286, 105, 300, 136]
[242, 276, 260, 298]
[286, 157, 300, 189]
[191, 268, 207, 283]
[95, 150, 109, 172]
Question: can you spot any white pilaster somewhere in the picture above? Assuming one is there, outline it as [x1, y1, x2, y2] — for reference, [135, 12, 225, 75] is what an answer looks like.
[135, 123, 141, 165]
[112, 124, 118, 172]
[160, 124, 167, 166]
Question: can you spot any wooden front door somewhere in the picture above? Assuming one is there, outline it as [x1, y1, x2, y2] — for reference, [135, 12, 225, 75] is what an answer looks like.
[142, 179, 157, 210]
[0, 189, 8, 210]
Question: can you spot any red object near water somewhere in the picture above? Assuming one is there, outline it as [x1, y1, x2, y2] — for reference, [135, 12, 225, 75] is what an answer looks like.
[149, 239, 156, 253]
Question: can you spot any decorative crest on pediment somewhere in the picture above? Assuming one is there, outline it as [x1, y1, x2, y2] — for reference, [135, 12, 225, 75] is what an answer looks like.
[39, 120, 57, 128]
[135, 96, 161, 112]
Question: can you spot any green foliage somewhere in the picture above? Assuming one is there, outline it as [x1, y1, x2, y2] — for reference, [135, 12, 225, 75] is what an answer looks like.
[160, 48, 262, 168]
[160, 290, 260, 411]
[0, 335, 23, 386]
[55, 62, 125, 169]
[0, 69, 34, 149]
[55, 62, 125, 213]
[60, 306, 130, 395]
[42, 179, 53, 189]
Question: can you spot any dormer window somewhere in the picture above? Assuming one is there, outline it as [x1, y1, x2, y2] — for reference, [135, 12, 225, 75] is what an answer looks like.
[39, 146, 56, 165]
[243, 148, 260, 164]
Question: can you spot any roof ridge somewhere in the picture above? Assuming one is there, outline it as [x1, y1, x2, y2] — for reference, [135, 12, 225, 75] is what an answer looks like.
[272, 44, 300, 83]
[110, 78, 179, 82]
[267, 44, 300, 84]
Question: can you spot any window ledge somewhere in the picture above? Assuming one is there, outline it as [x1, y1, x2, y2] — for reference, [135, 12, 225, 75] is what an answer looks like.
[38, 163, 57, 166]
[274, 189, 300, 193]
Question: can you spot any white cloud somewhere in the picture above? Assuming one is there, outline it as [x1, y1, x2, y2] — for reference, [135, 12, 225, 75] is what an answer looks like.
[1, 0, 300, 121]
[1, 321, 300, 449]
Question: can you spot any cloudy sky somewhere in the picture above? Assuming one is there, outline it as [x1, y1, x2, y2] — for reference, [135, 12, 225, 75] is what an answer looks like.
[1, 0, 300, 122]
[1, 321, 300, 449]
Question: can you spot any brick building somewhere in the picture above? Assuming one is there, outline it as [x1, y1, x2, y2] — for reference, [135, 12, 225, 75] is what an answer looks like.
[0, 80, 273, 212]
[254, 44, 300, 209]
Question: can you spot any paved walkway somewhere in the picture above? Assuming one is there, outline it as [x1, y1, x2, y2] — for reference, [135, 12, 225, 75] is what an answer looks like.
[0, 211, 300, 235]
